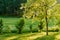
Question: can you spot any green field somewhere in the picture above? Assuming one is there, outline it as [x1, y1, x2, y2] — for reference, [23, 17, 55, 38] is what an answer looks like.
[0, 17, 19, 26]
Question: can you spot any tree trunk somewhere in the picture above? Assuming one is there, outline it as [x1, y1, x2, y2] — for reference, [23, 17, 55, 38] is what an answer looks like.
[44, 0, 48, 35]
[45, 15, 48, 35]
[45, 6, 48, 35]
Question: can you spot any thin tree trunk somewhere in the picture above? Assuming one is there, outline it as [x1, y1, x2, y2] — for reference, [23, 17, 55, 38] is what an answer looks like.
[44, 0, 48, 35]
[45, 14, 48, 35]
[45, 5, 48, 35]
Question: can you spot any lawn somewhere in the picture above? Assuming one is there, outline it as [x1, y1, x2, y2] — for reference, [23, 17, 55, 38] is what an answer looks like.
[0, 17, 19, 26]
[0, 32, 59, 40]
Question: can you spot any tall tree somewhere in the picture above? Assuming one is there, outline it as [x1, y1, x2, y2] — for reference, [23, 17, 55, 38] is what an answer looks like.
[23, 0, 57, 35]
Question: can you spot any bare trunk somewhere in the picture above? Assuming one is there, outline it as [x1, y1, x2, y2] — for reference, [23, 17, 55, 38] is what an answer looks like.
[45, 6, 48, 35]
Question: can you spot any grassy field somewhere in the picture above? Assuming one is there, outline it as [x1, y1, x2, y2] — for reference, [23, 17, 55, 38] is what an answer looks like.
[0, 17, 19, 26]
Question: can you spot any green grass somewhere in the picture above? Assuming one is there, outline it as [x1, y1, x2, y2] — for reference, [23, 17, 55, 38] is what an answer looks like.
[34, 32, 59, 40]
[35, 35, 55, 40]
[0, 33, 18, 40]
[1, 17, 19, 26]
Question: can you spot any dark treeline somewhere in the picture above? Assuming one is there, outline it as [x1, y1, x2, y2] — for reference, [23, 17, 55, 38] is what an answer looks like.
[0, 0, 27, 17]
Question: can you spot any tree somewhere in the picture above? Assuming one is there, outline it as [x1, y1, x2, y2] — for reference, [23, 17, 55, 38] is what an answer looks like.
[23, 0, 57, 35]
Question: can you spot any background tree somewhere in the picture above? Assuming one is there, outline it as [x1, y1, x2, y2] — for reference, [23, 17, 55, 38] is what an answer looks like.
[23, 0, 57, 35]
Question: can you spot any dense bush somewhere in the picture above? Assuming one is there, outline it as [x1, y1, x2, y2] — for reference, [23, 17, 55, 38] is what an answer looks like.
[0, 19, 3, 33]
[16, 18, 25, 34]
[35, 35, 55, 40]
[2, 25, 18, 33]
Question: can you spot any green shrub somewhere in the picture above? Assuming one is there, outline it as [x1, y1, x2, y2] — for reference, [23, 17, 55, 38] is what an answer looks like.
[32, 26, 38, 33]
[0, 19, 3, 33]
[22, 25, 31, 33]
[35, 35, 55, 40]
[2, 25, 11, 33]
[22, 30, 30, 33]
[32, 29, 38, 33]
[8, 25, 18, 33]
[16, 18, 25, 34]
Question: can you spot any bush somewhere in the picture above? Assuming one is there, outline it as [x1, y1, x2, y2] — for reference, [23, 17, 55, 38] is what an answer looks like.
[16, 18, 25, 34]
[21, 25, 31, 33]
[32, 29, 38, 33]
[0, 19, 3, 33]
[8, 25, 18, 33]
[2, 25, 11, 33]
[32, 26, 38, 33]
[35, 35, 55, 40]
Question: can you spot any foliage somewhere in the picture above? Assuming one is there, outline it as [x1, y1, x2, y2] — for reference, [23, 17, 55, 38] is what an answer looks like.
[2, 25, 11, 33]
[52, 4, 60, 26]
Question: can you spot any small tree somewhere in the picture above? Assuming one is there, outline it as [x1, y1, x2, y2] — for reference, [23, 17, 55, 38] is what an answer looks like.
[0, 19, 3, 34]
[16, 18, 25, 34]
